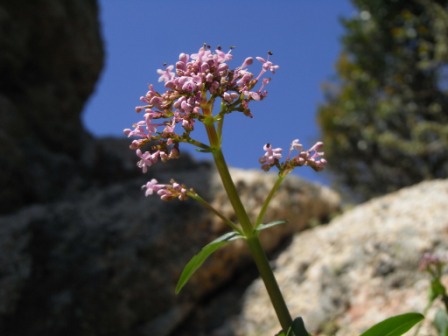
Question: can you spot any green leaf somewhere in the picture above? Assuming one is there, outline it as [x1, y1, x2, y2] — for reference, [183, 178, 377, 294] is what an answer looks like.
[196, 147, 212, 153]
[434, 309, 448, 336]
[359, 312, 424, 336]
[256, 220, 286, 232]
[276, 317, 310, 336]
[430, 278, 447, 302]
[175, 231, 243, 294]
[287, 317, 311, 336]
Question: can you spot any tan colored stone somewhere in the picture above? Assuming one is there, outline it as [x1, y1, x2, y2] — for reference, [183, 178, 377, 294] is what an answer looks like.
[230, 180, 448, 336]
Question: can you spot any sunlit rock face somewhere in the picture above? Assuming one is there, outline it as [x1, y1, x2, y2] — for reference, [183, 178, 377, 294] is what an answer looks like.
[226, 180, 448, 336]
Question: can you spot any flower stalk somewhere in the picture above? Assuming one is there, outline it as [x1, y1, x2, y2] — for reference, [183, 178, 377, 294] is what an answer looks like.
[124, 45, 326, 335]
[206, 124, 293, 332]
[246, 235, 293, 332]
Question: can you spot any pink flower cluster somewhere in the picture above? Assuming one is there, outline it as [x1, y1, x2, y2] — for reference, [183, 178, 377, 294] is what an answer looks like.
[259, 139, 327, 173]
[124, 45, 279, 177]
[142, 178, 189, 201]
[418, 252, 446, 273]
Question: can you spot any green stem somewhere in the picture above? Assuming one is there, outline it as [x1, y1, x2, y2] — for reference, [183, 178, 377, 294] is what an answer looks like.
[255, 174, 286, 228]
[246, 236, 293, 333]
[413, 299, 434, 336]
[443, 294, 448, 312]
[212, 146, 254, 235]
[204, 121, 293, 333]
[189, 192, 243, 235]
[184, 137, 210, 151]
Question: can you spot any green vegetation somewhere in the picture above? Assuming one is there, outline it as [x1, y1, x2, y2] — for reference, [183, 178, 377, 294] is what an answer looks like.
[319, 0, 448, 201]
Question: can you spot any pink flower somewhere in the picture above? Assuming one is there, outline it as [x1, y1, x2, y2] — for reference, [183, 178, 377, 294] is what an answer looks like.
[259, 139, 327, 173]
[306, 141, 327, 171]
[141, 178, 165, 197]
[242, 91, 261, 101]
[259, 143, 282, 170]
[162, 118, 176, 135]
[169, 147, 180, 159]
[239, 57, 253, 70]
[290, 141, 327, 171]
[235, 71, 253, 88]
[123, 121, 146, 138]
[129, 139, 146, 150]
[136, 149, 165, 173]
[214, 48, 233, 62]
[141, 177, 190, 200]
[290, 139, 303, 152]
[256, 55, 279, 73]
[258, 78, 271, 93]
[147, 179, 190, 201]
[126, 45, 279, 184]
[157, 65, 175, 83]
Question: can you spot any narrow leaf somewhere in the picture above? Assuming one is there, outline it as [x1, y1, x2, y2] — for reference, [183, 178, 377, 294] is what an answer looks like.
[360, 312, 424, 336]
[196, 148, 212, 153]
[276, 317, 311, 336]
[287, 317, 311, 336]
[256, 220, 286, 232]
[430, 278, 447, 301]
[175, 231, 242, 294]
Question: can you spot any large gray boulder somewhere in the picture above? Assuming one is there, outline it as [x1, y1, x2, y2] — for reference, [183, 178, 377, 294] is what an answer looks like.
[0, 0, 104, 213]
[226, 179, 448, 336]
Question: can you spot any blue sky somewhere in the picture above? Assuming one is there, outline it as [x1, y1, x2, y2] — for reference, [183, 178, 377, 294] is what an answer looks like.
[82, 0, 355, 184]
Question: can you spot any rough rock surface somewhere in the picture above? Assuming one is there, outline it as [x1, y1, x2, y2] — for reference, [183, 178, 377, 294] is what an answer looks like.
[224, 180, 448, 336]
[0, 0, 104, 214]
[0, 158, 340, 336]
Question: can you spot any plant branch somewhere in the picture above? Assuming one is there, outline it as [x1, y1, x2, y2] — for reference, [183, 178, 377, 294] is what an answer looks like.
[204, 120, 293, 333]
[255, 174, 286, 228]
[189, 192, 243, 235]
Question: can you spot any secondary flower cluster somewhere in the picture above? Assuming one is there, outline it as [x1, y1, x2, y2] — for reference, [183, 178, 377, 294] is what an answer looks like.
[419, 252, 446, 275]
[259, 139, 327, 174]
[142, 178, 190, 201]
[124, 45, 279, 176]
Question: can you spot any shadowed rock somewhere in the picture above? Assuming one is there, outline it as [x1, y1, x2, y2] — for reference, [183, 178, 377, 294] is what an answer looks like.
[0, 161, 340, 336]
[0, 0, 104, 213]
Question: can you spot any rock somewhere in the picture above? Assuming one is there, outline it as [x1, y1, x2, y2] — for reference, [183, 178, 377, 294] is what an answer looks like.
[0, 161, 340, 336]
[225, 179, 448, 336]
[0, 0, 104, 214]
